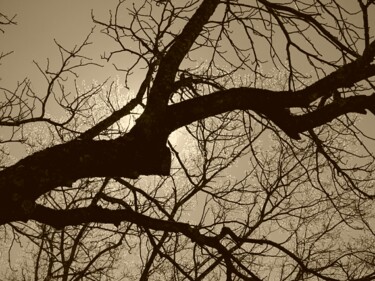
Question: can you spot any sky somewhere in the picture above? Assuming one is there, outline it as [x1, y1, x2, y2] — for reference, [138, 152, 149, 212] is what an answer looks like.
[0, 0, 120, 86]
[1, 1, 375, 279]
[1, 0, 375, 150]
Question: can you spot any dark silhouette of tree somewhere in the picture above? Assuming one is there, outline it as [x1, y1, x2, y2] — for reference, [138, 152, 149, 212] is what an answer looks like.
[1, 0, 375, 280]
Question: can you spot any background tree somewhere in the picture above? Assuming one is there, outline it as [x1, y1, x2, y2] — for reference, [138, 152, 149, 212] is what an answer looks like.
[1, 0, 375, 280]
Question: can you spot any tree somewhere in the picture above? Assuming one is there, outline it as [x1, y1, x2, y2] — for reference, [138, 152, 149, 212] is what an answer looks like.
[1, 0, 375, 280]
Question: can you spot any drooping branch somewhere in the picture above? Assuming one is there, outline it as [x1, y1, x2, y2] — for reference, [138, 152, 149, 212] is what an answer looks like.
[167, 89, 375, 139]
[30, 204, 264, 280]
[167, 43, 375, 138]
[30, 204, 362, 281]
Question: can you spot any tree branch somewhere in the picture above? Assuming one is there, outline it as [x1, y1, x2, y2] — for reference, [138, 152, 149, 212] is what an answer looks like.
[167, 47, 375, 138]
[146, 0, 221, 109]
[167, 87, 375, 139]
[30, 204, 262, 279]
[0, 137, 171, 225]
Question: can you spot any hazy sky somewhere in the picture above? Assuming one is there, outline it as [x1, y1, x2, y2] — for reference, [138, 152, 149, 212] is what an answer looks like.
[1, 0, 375, 141]
[1, 1, 122, 85]
[1, 1, 375, 278]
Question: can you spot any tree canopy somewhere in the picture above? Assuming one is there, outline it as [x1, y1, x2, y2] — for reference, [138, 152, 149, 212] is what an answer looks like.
[1, 0, 375, 280]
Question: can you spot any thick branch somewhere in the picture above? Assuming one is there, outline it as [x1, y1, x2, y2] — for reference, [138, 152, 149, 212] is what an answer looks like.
[31, 205, 347, 281]
[127, 0, 221, 141]
[0, 136, 171, 225]
[167, 89, 375, 139]
[166, 47, 375, 138]
[301, 45, 375, 102]
[30, 205, 261, 279]
[31, 204, 185, 230]
[146, 0, 221, 109]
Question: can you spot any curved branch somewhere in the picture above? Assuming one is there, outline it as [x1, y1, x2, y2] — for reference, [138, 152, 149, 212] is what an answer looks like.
[167, 47, 375, 138]
[31, 204, 262, 280]
[167, 86, 375, 138]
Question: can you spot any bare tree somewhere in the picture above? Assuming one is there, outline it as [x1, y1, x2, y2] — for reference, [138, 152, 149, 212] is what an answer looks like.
[1, 0, 375, 280]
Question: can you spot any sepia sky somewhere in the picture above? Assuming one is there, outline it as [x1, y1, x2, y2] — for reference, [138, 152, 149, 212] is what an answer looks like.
[1, 0, 120, 85]
[1, 1, 375, 279]
[1, 0, 375, 143]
